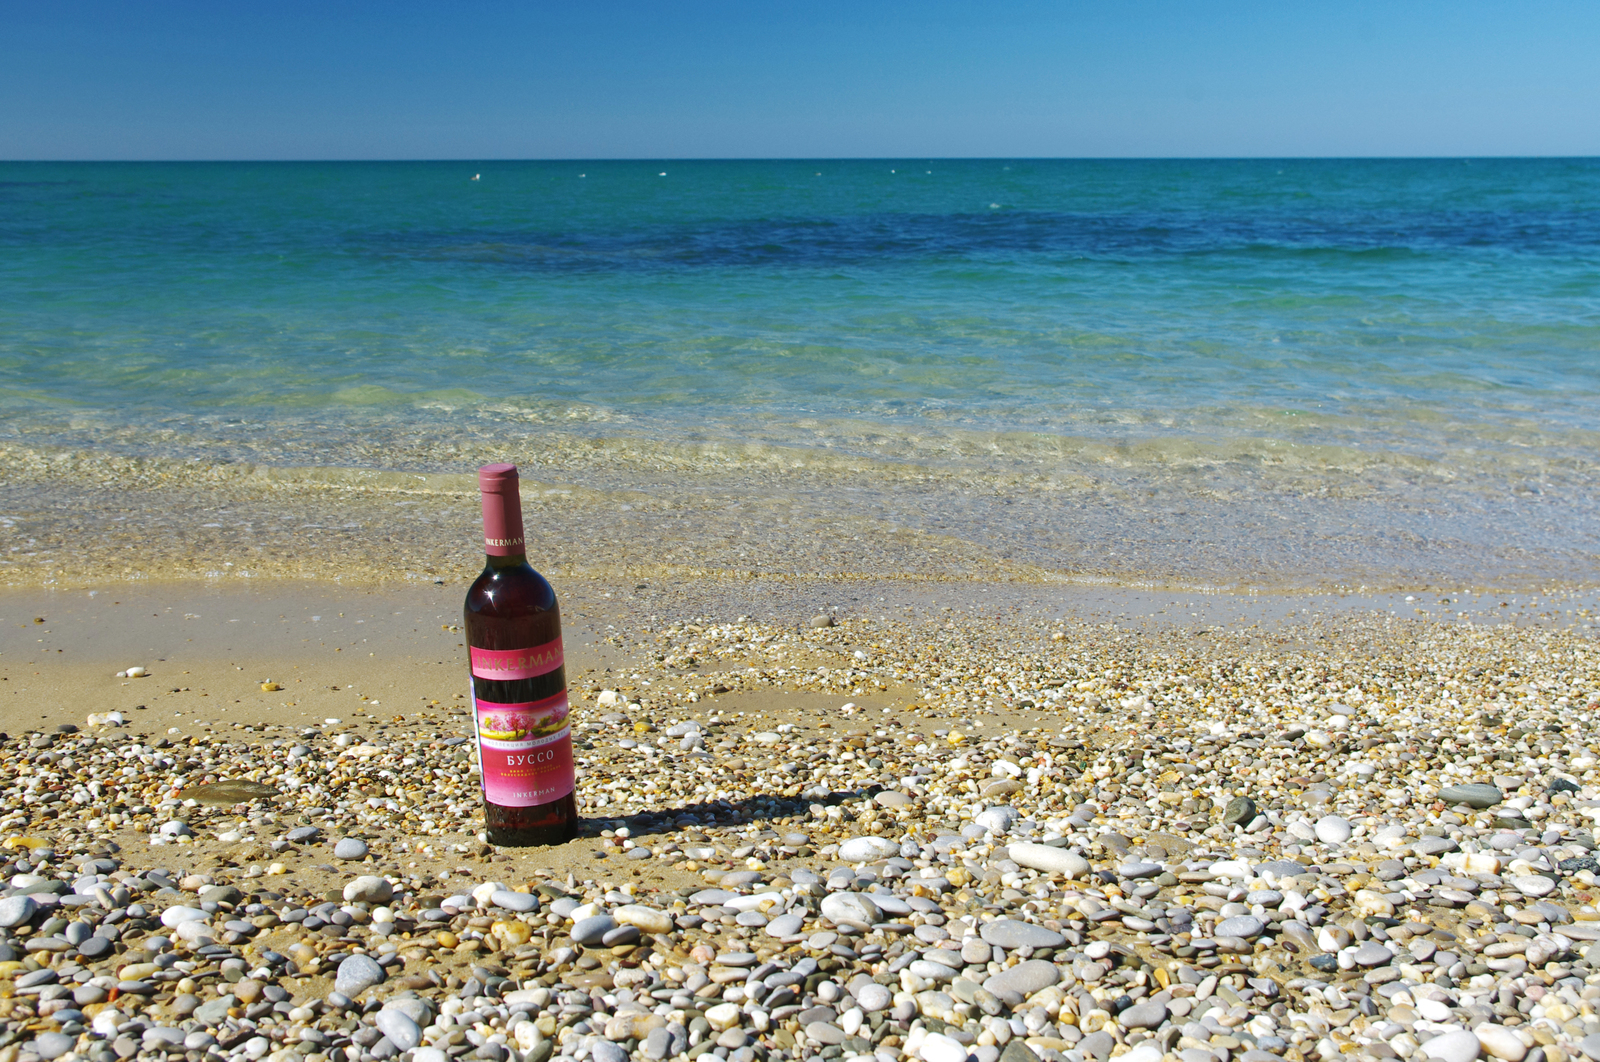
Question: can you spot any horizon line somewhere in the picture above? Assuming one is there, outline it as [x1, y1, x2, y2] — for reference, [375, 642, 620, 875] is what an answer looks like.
[5, 154, 1600, 164]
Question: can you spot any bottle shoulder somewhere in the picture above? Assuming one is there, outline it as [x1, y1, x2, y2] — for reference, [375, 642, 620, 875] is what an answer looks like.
[464, 562, 558, 618]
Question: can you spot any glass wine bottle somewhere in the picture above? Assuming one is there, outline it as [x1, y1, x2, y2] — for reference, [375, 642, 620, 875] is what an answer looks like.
[464, 462, 578, 846]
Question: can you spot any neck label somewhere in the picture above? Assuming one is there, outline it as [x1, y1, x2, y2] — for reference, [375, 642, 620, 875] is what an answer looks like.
[470, 639, 563, 681]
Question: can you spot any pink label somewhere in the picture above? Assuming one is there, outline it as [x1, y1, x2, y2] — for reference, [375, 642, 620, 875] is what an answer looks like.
[472, 690, 574, 807]
[470, 639, 564, 681]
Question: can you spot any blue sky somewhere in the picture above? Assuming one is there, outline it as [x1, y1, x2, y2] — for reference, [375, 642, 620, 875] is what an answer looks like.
[5, 0, 1599, 159]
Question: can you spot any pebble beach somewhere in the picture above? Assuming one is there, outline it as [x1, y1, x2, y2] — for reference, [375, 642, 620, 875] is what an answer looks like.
[4, 584, 1600, 1062]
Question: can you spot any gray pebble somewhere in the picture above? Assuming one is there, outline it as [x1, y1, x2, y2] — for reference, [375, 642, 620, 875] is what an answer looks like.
[983, 959, 1058, 998]
[572, 914, 617, 945]
[980, 918, 1065, 949]
[1438, 783, 1503, 809]
[33, 1033, 76, 1060]
[1119, 1000, 1169, 1029]
[333, 837, 369, 860]
[1353, 941, 1393, 967]
[1214, 915, 1265, 939]
[0, 895, 38, 929]
[334, 954, 385, 996]
[375, 1010, 422, 1052]
[491, 889, 537, 913]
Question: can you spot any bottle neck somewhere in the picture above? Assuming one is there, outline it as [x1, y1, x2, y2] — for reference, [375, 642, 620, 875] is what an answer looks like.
[480, 479, 527, 560]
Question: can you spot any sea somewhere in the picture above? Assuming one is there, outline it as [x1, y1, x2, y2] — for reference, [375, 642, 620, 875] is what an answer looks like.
[2, 158, 1599, 593]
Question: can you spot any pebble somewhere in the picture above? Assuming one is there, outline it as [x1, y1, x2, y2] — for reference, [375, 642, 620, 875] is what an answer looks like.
[1439, 783, 1504, 808]
[0, 895, 37, 928]
[1214, 914, 1265, 939]
[1352, 940, 1393, 966]
[1475, 1025, 1528, 1062]
[1422, 1029, 1484, 1062]
[490, 888, 537, 912]
[334, 954, 385, 996]
[1314, 814, 1352, 844]
[571, 913, 617, 944]
[819, 891, 880, 927]
[32, 1033, 76, 1060]
[983, 958, 1059, 998]
[343, 874, 393, 904]
[333, 837, 369, 860]
[1007, 842, 1089, 878]
[1119, 1000, 1169, 1029]
[921, 1033, 970, 1062]
[980, 918, 1065, 949]
[374, 1009, 422, 1052]
[837, 836, 900, 862]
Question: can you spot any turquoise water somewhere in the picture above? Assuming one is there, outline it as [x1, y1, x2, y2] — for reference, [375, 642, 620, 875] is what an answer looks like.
[3, 159, 1599, 589]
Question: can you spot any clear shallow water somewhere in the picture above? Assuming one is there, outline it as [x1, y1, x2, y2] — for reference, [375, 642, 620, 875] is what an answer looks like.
[2, 159, 1599, 590]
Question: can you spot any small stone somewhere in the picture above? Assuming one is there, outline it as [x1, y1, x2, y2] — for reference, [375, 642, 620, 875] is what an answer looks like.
[32, 1033, 76, 1061]
[810, 614, 836, 628]
[1315, 815, 1353, 844]
[1438, 783, 1503, 809]
[1223, 796, 1257, 827]
[857, 983, 892, 1012]
[1000, 1043, 1042, 1062]
[1474, 1025, 1527, 1062]
[1008, 842, 1089, 878]
[837, 836, 900, 863]
[1578, 1034, 1600, 1062]
[980, 918, 1065, 949]
[285, 826, 320, 843]
[590, 1041, 627, 1062]
[491, 889, 537, 913]
[0, 895, 39, 928]
[343, 875, 393, 904]
[1421, 1029, 1482, 1062]
[920, 1034, 970, 1062]
[614, 903, 673, 933]
[334, 838, 369, 860]
[643, 1028, 672, 1060]
[983, 959, 1059, 998]
[1352, 941, 1393, 967]
[1215, 915, 1265, 939]
[375, 1010, 422, 1052]
[159, 906, 207, 927]
[1119, 1000, 1169, 1029]
[766, 913, 804, 938]
[974, 806, 1018, 834]
[334, 954, 385, 996]
[1513, 875, 1556, 898]
[820, 892, 880, 928]
[572, 914, 617, 945]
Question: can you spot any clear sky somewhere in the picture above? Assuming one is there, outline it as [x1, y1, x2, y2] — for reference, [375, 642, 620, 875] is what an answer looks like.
[5, 0, 1599, 160]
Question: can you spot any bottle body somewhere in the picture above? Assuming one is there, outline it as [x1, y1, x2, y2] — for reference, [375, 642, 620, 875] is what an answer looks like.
[465, 464, 578, 847]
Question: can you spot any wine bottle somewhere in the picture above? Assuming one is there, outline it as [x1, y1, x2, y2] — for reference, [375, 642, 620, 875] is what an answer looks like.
[464, 462, 578, 846]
